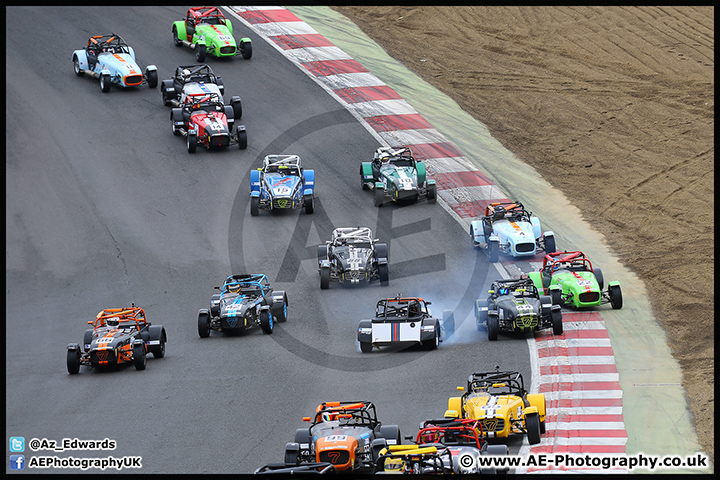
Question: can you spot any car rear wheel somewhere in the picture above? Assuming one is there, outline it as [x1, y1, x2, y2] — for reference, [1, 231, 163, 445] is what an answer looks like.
[487, 313, 499, 341]
[359, 341, 372, 353]
[133, 343, 147, 371]
[593, 267, 605, 290]
[198, 311, 211, 338]
[304, 195, 314, 214]
[260, 310, 274, 334]
[240, 41, 252, 59]
[551, 309, 563, 335]
[272, 293, 288, 323]
[609, 285, 623, 309]
[475, 299, 488, 331]
[170, 112, 180, 135]
[551, 289, 562, 306]
[320, 266, 330, 290]
[525, 412, 542, 445]
[544, 234, 556, 254]
[378, 263, 389, 286]
[427, 183, 437, 204]
[150, 333, 166, 358]
[422, 326, 440, 350]
[250, 196, 260, 217]
[73, 57, 84, 76]
[374, 186, 384, 207]
[67, 349, 81, 374]
[488, 240, 500, 263]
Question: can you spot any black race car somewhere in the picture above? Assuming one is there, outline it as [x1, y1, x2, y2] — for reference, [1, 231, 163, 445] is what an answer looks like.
[475, 277, 562, 340]
[66, 306, 167, 374]
[317, 227, 388, 289]
[160, 64, 241, 117]
[283, 401, 401, 473]
[198, 274, 287, 337]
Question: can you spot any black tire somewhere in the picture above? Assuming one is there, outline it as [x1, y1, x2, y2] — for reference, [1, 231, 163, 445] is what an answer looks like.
[150, 329, 166, 358]
[133, 343, 147, 371]
[198, 311, 211, 338]
[593, 267, 604, 290]
[284, 446, 299, 466]
[236, 127, 247, 150]
[172, 27, 182, 47]
[427, 183, 437, 204]
[378, 263, 389, 286]
[273, 293, 288, 323]
[526, 412, 542, 445]
[360, 341, 372, 353]
[260, 309, 274, 334]
[552, 309, 563, 335]
[250, 196, 259, 217]
[422, 324, 440, 350]
[73, 56, 84, 76]
[162, 88, 170, 107]
[609, 285, 623, 309]
[187, 132, 197, 153]
[170, 112, 181, 136]
[67, 349, 81, 374]
[374, 186, 384, 207]
[304, 195, 314, 214]
[231, 99, 242, 120]
[320, 266, 330, 290]
[361, 166, 370, 190]
[487, 313, 499, 341]
[241, 41, 252, 59]
[488, 241, 499, 262]
[100, 73, 111, 93]
[544, 234, 556, 254]
[195, 44, 206, 62]
[146, 69, 158, 88]
[83, 329, 94, 352]
[378, 425, 402, 446]
[551, 288, 562, 306]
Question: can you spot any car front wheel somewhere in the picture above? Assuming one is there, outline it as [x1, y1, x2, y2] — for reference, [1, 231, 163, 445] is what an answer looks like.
[67, 349, 81, 374]
[133, 343, 147, 370]
[73, 57, 84, 76]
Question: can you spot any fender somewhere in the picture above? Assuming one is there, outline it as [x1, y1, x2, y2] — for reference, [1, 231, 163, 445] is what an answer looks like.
[240, 37, 251, 45]
[67, 343, 80, 352]
[225, 18, 234, 35]
[303, 169, 315, 194]
[530, 216, 542, 239]
[357, 319, 372, 343]
[172, 21, 187, 41]
[72, 49, 88, 69]
[607, 280, 621, 288]
[271, 291, 286, 306]
[446, 396, 463, 417]
[526, 393, 546, 419]
[522, 405, 539, 417]
[526, 271, 544, 291]
[419, 319, 437, 342]
[147, 324, 166, 344]
[415, 161, 427, 185]
[360, 162, 374, 183]
[470, 220, 484, 244]
[374, 181, 384, 191]
[250, 169, 261, 193]
[126, 45, 136, 60]
[145, 64, 157, 73]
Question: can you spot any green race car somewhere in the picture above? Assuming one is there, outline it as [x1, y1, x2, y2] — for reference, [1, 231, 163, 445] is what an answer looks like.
[361, 146, 437, 207]
[527, 251, 622, 309]
[172, 7, 252, 62]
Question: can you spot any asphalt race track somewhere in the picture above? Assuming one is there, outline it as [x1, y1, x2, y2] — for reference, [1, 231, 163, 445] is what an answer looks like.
[6, 7, 532, 473]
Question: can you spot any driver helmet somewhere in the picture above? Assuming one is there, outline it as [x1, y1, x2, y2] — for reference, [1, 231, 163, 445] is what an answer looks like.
[321, 412, 337, 422]
[226, 284, 241, 294]
[105, 317, 119, 328]
[420, 430, 439, 444]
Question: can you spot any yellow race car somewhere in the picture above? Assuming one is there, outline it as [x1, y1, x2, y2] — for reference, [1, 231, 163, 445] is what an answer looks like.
[445, 369, 546, 445]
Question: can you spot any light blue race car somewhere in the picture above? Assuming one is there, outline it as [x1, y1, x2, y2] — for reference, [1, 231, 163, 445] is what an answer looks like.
[250, 155, 315, 216]
[470, 201, 556, 262]
[72, 34, 158, 92]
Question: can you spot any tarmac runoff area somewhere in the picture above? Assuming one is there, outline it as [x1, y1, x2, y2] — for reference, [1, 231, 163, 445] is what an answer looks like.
[228, 6, 711, 474]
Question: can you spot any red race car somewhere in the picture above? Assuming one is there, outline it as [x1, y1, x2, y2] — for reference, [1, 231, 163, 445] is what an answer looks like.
[171, 91, 247, 152]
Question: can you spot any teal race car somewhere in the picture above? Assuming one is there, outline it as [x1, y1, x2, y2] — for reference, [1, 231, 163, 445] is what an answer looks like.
[172, 7, 252, 62]
[361, 146, 437, 207]
[527, 251, 623, 309]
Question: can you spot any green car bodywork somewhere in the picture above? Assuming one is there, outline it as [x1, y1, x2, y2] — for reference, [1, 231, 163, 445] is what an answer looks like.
[172, 7, 252, 62]
[527, 250, 623, 309]
[361, 146, 437, 207]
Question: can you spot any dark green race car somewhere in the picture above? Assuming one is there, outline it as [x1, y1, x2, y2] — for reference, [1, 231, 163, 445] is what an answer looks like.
[527, 251, 623, 309]
[361, 146, 437, 207]
[172, 7, 252, 62]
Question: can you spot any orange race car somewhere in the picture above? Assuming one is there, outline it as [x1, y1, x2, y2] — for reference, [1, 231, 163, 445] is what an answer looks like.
[66, 306, 167, 374]
[282, 401, 402, 473]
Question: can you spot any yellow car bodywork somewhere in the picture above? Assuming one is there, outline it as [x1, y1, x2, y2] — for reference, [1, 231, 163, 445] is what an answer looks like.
[445, 377, 546, 445]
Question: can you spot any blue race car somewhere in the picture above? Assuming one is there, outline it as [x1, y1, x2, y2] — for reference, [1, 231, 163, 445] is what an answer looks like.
[197, 274, 288, 337]
[72, 34, 158, 92]
[250, 155, 315, 216]
[470, 201, 556, 262]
